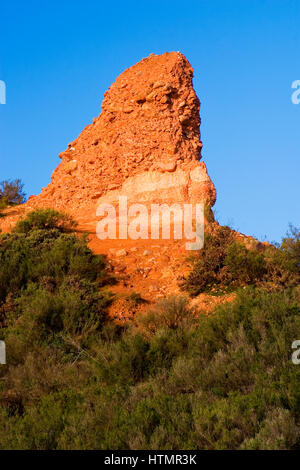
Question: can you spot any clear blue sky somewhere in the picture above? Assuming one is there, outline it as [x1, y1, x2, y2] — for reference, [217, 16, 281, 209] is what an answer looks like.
[0, 0, 299, 242]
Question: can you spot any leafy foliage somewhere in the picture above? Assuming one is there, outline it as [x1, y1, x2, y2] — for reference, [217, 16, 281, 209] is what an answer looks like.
[0, 215, 299, 449]
[0, 179, 26, 218]
[0, 179, 26, 206]
[0, 286, 299, 449]
[183, 226, 300, 296]
[0, 209, 113, 335]
[14, 209, 77, 234]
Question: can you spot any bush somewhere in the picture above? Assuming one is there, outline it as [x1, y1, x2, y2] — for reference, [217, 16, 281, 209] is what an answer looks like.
[182, 226, 234, 295]
[0, 288, 299, 449]
[14, 209, 77, 234]
[136, 296, 195, 333]
[241, 408, 300, 450]
[0, 229, 106, 303]
[0, 215, 300, 450]
[0, 210, 113, 351]
[0, 179, 26, 206]
[282, 225, 300, 265]
[183, 225, 300, 296]
[225, 242, 266, 284]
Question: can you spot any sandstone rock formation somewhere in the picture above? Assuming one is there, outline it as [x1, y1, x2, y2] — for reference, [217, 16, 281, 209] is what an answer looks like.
[1, 53, 266, 316]
[28, 52, 216, 218]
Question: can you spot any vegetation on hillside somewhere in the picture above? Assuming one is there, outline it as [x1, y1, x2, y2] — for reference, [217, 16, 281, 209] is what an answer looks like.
[0, 210, 299, 450]
[0, 179, 26, 216]
[182, 225, 300, 296]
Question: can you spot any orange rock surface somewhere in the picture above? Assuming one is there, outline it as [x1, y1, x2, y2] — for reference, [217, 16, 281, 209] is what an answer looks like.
[27, 51, 216, 216]
[1, 52, 226, 319]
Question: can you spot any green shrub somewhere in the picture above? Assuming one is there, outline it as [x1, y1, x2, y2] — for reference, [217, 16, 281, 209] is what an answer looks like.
[136, 296, 195, 333]
[0, 215, 300, 450]
[0, 288, 299, 449]
[241, 408, 300, 450]
[183, 226, 300, 296]
[225, 242, 266, 284]
[14, 209, 77, 234]
[182, 226, 235, 295]
[0, 179, 26, 206]
[281, 225, 300, 266]
[0, 209, 113, 355]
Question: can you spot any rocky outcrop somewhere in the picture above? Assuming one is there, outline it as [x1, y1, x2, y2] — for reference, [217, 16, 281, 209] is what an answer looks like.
[28, 52, 216, 216]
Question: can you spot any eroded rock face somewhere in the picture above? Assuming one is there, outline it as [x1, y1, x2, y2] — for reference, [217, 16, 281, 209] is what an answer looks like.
[28, 51, 216, 216]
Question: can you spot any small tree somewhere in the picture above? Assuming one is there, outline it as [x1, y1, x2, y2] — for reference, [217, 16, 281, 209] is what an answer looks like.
[0, 179, 26, 206]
